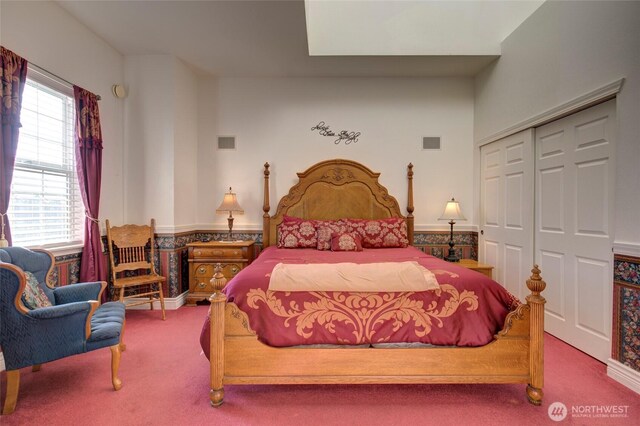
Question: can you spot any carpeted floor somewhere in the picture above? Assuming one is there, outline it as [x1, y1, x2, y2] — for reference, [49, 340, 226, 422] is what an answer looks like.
[1, 305, 638, 425]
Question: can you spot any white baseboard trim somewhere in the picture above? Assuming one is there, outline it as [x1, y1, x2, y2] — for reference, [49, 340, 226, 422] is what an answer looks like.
[607, 358, 640, 394]
[123, 291, 188, 310]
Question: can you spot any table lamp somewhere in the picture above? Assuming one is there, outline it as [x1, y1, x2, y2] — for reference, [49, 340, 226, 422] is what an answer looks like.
[216, 187, 244, 242]
[439, 197, 466, 262]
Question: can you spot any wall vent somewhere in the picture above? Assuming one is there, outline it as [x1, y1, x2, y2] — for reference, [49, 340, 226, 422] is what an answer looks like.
[422, 137, 441, 150]
[217, 136, 236, 150]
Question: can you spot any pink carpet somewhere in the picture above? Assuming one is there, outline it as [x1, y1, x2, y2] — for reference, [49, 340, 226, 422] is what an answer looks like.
[1, 305, 638, 425]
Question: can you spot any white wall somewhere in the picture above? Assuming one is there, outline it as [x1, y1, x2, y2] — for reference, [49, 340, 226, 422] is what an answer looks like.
[124, 55, 199, 231]
[0, 0, 125, 228]
[123, 55, 175, 227]
[173, 59, 199, 230]
[197, 77, 475, 231]
[475, 1, 640, 252]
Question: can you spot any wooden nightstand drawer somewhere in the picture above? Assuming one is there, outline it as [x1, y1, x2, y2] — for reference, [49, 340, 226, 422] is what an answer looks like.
[186, 240, 255, 305]
[192, 247, 244, 258]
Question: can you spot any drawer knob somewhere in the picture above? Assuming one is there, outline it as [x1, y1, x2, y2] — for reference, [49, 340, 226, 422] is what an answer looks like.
[198, 267, 206, 273]
[198, 282, 206, 288]
[231, 266, 239, 274]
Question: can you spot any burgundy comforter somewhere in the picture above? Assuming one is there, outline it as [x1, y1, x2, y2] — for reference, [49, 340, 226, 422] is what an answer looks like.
[201, 247, 519, 354]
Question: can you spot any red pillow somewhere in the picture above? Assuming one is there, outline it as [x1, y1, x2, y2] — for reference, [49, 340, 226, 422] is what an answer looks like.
[316, 220, 348, 250]
[277, 216, 318, 248]
[330, 232, 363, 252]
[344, 218, 409, 248]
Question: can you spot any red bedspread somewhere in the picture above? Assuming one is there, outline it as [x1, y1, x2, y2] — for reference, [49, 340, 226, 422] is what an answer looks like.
[201, 247, 519, 352]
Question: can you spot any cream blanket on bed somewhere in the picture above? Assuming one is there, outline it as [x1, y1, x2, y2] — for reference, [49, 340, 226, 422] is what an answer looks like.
[268, 261, 440, 292]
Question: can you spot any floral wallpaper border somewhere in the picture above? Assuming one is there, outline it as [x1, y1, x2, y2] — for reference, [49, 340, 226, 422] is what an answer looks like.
[612, 254, 640, 373]
[55, 230, 478, 299]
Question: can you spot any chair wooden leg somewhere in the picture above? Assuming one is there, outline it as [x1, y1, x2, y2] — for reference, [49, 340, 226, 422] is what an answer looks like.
[32, 364, 42, 372]
[2, 370, 20, 415]
[149, 284, 154, 311]
[119, 287, 125, 303]
[119, 318, 127, 352]
[158, 282, 166, 321]
[110, 345, 122, 391]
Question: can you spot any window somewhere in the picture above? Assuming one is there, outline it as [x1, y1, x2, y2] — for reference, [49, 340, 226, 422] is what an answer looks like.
[8, 74, 84, 247]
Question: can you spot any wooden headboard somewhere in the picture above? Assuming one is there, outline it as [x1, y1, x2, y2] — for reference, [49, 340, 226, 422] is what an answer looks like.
[262, 159, 414, 247]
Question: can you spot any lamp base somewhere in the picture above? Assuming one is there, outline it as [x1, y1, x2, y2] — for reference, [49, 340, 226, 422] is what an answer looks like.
[444, 219, 459, 262]
[444, 252, 460, 262]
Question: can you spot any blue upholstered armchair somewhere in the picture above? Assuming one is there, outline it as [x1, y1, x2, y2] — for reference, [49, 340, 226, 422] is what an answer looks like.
[0, 247, 126, 415]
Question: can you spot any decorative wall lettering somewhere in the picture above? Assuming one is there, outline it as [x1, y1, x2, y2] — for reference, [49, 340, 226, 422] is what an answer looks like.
[311, 121, 360, 145]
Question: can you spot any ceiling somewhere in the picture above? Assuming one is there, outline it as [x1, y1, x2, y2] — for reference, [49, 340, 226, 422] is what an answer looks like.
[57, 0, 544, 78]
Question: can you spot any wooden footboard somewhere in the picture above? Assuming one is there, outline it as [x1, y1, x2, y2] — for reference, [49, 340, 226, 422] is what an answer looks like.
[209, 267, 546, 407]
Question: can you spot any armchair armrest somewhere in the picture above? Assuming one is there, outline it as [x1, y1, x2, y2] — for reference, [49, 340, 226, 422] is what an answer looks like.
[53, 281, 107, 305]
[26, 301, 92, 320]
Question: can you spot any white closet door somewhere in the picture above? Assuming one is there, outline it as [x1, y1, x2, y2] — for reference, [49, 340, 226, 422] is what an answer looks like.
[480, 129, 534, 300]
[535, 100, 615, 363]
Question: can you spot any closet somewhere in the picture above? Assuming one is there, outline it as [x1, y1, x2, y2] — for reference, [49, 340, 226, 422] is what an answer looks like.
[480, 100, 616, 363]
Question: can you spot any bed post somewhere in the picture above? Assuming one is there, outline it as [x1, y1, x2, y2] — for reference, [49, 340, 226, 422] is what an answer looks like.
[406, 163, 414, 245]
[209, 265, 227, 407]
[525, 265, 546, 406]
[263, 162, 271, 247]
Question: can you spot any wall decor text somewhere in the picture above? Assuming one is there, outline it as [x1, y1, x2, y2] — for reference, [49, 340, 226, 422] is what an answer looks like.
[311, 121, 360, 145]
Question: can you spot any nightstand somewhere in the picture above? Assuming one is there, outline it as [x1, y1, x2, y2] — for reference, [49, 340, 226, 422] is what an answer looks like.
[186, 240, 255, 305]
[458, 259, 494, 279]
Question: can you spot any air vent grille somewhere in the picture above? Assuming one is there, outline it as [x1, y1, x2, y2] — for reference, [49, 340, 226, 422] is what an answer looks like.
[217, 136, 236, 150]
[422, 137, 441, 150]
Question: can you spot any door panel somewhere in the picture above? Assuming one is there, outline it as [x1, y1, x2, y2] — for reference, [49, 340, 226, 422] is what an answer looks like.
[539, 250, 566, 320]
[479, 129, 534, 300]
[575, 256, 609, 338]
[535, 99, 615, 362]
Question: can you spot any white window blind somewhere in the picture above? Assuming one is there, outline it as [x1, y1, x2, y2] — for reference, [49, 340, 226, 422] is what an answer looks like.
[9, 78, 84, 247]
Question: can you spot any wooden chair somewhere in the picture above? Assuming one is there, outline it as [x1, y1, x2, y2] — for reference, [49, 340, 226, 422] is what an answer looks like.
[105, 219, 166, 320]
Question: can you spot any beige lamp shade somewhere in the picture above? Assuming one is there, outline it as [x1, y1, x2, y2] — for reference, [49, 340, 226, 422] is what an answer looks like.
[216, 187, 244, 215]
[439, 198, 466, 221]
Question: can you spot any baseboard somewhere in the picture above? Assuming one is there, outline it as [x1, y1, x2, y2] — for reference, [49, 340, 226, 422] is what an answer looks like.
[607, 358, 640, 394]
[0, 352, 4, 372]
[123, 291, 188, 310]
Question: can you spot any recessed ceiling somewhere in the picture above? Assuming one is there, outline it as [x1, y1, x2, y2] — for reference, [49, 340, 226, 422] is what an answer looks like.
[305, 0, 545, 56]
[56, 0, 544, 78]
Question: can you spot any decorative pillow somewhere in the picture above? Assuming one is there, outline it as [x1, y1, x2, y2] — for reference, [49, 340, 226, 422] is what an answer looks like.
[330, 232, 363, 252]
[277, 216, 318, 248]
[21, 271, 53, 310]
[316, 220, 348, 250]
[345, 218, 409, 248]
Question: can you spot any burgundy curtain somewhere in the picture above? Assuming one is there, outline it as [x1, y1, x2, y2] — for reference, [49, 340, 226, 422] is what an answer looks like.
[74, 85, 107, 290]
[0, 46, 28, 246]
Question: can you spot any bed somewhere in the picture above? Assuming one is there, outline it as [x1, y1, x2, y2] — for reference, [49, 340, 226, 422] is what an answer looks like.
[202, 159, 546, 407]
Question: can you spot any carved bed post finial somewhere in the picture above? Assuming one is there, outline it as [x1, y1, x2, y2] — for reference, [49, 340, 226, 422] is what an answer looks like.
[407, 163, 414, 245]
[263, 162, 271, 247]
[525, 264, 546, 405]
[210, 263, 227, 292]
